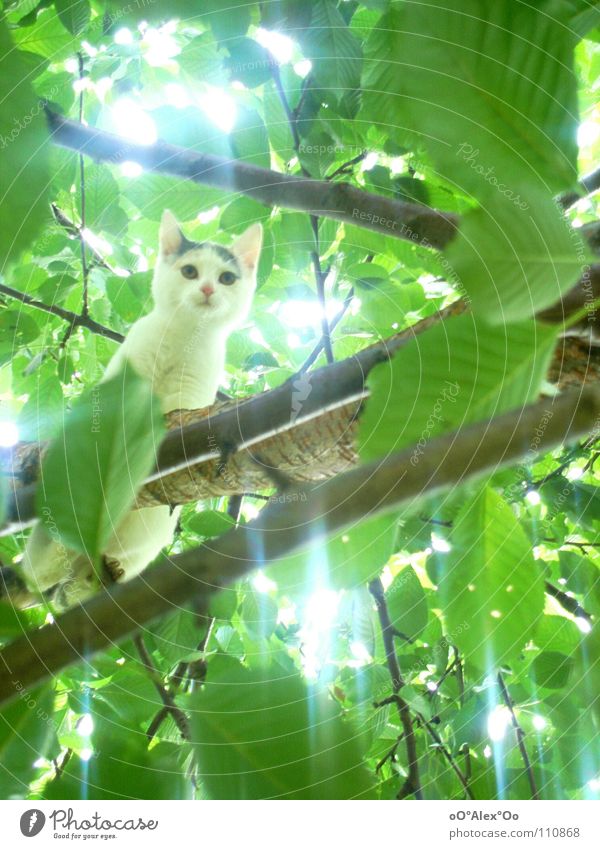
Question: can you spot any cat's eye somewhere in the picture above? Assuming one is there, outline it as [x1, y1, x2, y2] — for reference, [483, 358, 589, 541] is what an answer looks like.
[219, 270, 238, 286]
[180, 264, 198, 279]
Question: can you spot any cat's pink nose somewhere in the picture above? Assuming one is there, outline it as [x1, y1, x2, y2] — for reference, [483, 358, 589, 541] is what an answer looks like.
[200, 284, 214, 298]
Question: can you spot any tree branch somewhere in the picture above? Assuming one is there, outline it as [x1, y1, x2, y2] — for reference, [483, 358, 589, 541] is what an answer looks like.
[45, 109, 459, 250]
[1, 385, 599, 706]
[0, 283, 124, 343]
[497, 673, 539, 800]
[369, 577, 422, 799]
[133, 633, 191, 742]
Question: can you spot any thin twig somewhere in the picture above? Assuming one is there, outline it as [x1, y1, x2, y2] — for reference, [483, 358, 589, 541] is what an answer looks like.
[77, 53, 90, 320]
[133, 633, 191, 741]
[418, 715, 474, 799]
[146, 618, 214, 743]
[326, 151, 367, 181]
[497, 673, 539, 800]
[272, 68, 335, 364]
[544, 580, 593, 623]
[369, 577, 423, 800]
[0, 283, 123, 343]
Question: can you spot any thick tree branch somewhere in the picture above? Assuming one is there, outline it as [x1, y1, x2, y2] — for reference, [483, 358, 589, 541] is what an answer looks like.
[0, 283, 124, 343]
[45, 110, 459, 250]
[1, 386, 600, 706]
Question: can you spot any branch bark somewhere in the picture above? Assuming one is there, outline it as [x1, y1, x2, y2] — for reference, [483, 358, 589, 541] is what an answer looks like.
[1, 385, 600, 707]
[45, 110, 459, 250]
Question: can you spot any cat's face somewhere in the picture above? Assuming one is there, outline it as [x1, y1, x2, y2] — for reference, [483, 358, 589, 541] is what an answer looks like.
[152, 210, 262, 329]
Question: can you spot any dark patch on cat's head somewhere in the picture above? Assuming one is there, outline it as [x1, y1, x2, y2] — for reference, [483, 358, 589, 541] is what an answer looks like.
[175, 237, 240, 272]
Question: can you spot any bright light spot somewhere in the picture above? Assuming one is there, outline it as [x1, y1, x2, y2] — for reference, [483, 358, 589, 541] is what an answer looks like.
[390, 156, 407, 174]
[532, 714, 547, 731]
[287, 332, 301, 349]
[506, 585, 513, 593]
[487, 705, 511, 742]
[114, 27, 133, 45]
[116, 657, 126, 665]
[73, 78, 91, 95]
[44, 612, 55, 625]
[350, 641, 371, 662]
[81, 40, 97, 57]
[78, 713, 94, 737]
[578, 119, 600, 149]
[526, 490, 541, 505]
[111, 98, 157, 145]
[64, 58, 78, 73]
[468, 583, 476, 592]
[483, 744, 492, 758]
[431, 533, 451, 553]
[198, 87, 237, 133]
[255, 28, 294, 64]
[165, 83, 192, 109]
[249, 326, 269, 347]
[142, 25, 180, 67]
[294, 59, 312, 77]
[588, 777, 600, 791]
[490, 609, 502, 619]
[361, 152, 379, 171]
[279, 298, 342, 329]
[82, 228, 113, 256]
[244, 503, 260, 520]
[80, 748, 93, 762]
[33, 758, 46, 768]
[253, 571, 277, 593]
[427, 681, 438, 692]
[120, 160, 143, 178]
[0, 421, 19, 448]
[567, 466, 584, 480]
[300, 589, 340, 678]
[197, 205, 220, 224]
[341, 534, 350, 543]
[95, 77, 113, 101]
[576, 616, 592, 634]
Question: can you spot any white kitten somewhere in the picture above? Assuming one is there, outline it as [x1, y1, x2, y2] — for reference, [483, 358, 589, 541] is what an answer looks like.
[21, 212, 262, 608]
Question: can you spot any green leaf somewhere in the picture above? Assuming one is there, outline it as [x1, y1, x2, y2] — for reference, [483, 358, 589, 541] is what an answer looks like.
[530, 651, 575, 690]
[231, 107, 271, 169]
[54, 0, 90, 35]
[386, 566, 428, 639]
[226, 37, 275, 88]
[0, 685, 56, 798]
[17, 375, 64, 442]
[445, 193, 586, 323]
[106, 272, 152, 324]
[0, 22, 52, 262]
[124, 173, 221, 222]
[37, 366, 164, 561]
[184, 509, 235, 539]
[438, 487, 544, 669]
[44, 717, 191, 799]
[362, 1, 578, 195]
[301, 0, 362, 101]
[190, 662, 375, 799]
[359, 314, 558, 461]
[241, 589, 278, 639]
[12, 7, 76, 60]
[268, 513, 399, 597]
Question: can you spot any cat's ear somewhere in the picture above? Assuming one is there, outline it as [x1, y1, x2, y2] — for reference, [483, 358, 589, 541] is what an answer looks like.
[232, 223, 263, 272]
[159, 209, 183, 257]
